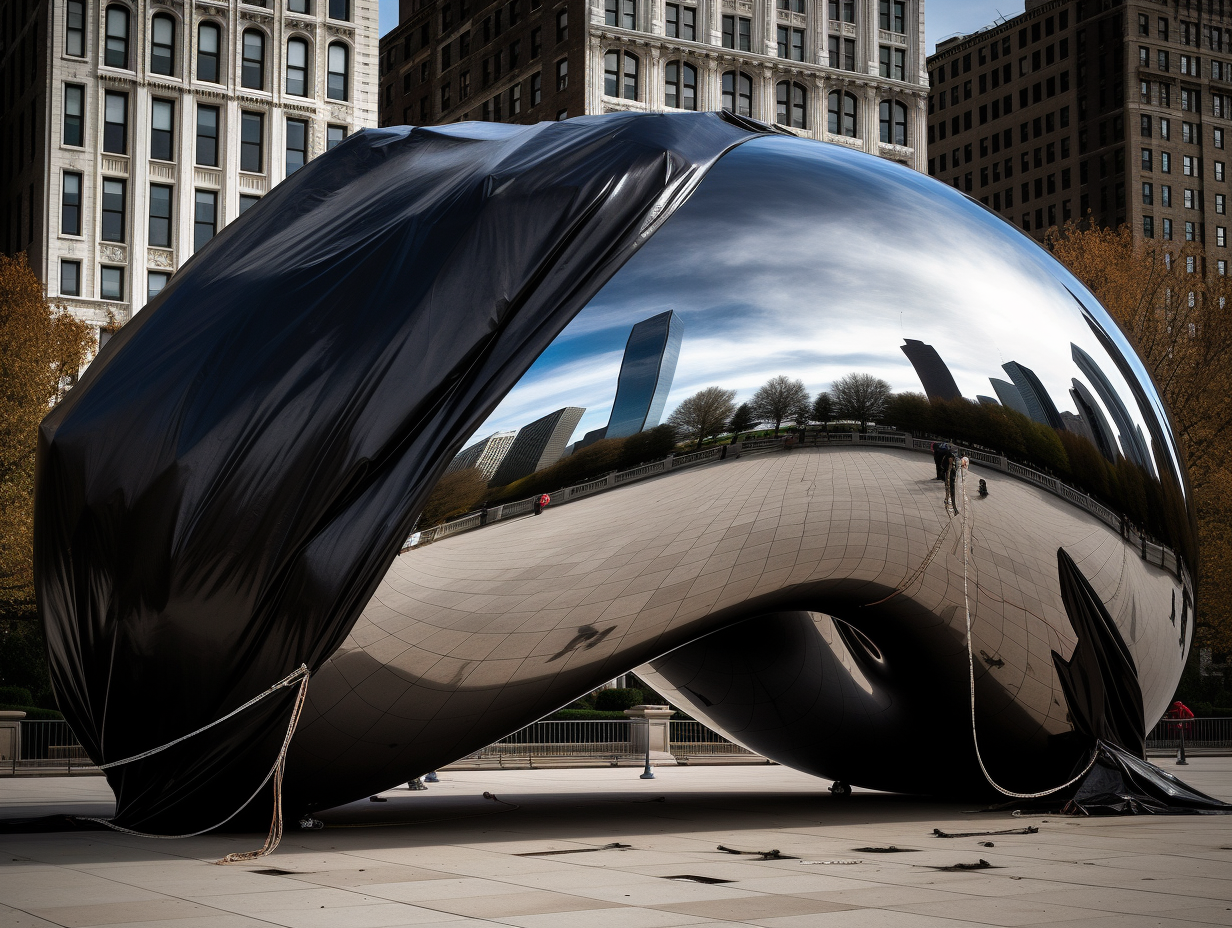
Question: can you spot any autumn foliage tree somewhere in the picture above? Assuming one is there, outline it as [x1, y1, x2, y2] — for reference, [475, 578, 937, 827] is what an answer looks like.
[0, 254, 93, 618]
[1046, 223, 1232, 651]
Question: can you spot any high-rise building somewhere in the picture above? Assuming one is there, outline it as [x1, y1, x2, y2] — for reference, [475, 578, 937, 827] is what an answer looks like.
[1071, 342, 1152, 468]
[445, 428, 518, 479]
[376, 0, 927, 171]
[577, 308, 683, 449]
[1002, 360, 1064, 429]
[989, 376, 1030, 416]
[899, 337, 961, 400]
[488, 405, 584, 486]
[0, 0, 378, 341]
[926, 0, 1232, 264]
[1070, 377, 1118, 461]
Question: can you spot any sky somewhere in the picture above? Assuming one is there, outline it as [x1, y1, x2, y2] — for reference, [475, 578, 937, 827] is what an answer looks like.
[460, 135, 1172, 480]
[379, 0, 1027, 50]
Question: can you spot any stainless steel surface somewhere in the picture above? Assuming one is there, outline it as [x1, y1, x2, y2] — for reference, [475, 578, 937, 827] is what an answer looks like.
[285, 133, 1196, 810]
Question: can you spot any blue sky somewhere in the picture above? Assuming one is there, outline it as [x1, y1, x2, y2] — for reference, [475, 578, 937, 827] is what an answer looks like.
[379, 0, 1025, 50]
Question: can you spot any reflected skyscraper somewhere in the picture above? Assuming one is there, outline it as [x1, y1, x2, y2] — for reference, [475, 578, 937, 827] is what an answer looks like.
[445, 430, 518, 481]
[1071, 344, 1152, 469]
[577, 310, 684, 449]
[900, 339, 961, 401]
[489, 407, 586, 487]
[989, 377, 1030, 417]
[1070, 380, 1118, 462]
[1002, 361, 1064, 430]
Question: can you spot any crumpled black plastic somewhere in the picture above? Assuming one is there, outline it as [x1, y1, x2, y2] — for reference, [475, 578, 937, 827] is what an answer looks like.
[34, 113, 765, 835]
[1064, 741, 1232, 814]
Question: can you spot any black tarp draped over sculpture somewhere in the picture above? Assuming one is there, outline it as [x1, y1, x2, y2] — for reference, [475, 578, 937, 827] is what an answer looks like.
[34, 114, 765, 835]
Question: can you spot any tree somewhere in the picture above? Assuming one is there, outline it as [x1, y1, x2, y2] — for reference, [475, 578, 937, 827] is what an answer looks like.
[811, 391, 833, 425]
[0, 254, 93, 619]
[666, 386, 737, 449]
[418, 467, 488, 527]
[1047, 222, 1232, 651]
[749, 375, 810, 435]
[728, 403, 756, 440]
[831, 373, 892, 430]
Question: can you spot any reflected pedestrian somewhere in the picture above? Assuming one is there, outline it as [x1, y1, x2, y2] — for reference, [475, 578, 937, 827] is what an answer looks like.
[533, 492, 550, 515]
[479, 501, 489, 526]
[939, 445, 961, 515]
[932, 441, 947, 480]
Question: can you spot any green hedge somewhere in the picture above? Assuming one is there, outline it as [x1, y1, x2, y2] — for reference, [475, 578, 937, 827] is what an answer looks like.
[546, 709, 631, 720]
[0, 703, 63, 720]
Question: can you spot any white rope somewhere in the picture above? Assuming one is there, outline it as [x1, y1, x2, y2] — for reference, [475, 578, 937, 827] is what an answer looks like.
[83, 664, 311, 862]
[957, 460, 1100, 800]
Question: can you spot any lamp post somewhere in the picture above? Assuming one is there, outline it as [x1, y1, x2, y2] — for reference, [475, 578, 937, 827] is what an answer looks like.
[640, 717, 655, 779]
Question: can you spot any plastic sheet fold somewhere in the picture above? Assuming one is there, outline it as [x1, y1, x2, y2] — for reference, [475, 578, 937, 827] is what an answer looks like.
[34, 113, 764, 834]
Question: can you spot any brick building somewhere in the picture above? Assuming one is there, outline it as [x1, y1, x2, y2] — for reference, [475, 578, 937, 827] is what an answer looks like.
[377, 0, 929, 171]
[927, 0, 1232, 267]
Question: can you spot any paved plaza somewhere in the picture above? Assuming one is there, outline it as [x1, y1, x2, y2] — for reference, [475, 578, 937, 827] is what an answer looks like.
[1, 761, 1230, 927]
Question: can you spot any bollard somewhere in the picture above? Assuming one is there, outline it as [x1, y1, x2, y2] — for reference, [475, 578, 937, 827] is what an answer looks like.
[1177, 724, 1189, 766]
[640, 718, 655, 779]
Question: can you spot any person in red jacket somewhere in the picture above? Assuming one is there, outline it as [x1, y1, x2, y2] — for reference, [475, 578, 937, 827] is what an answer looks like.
[1166, 700, 1195, 738]
[533, 493, 550, 515]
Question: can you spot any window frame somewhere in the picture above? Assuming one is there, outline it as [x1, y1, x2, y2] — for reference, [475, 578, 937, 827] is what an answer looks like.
[65, 0, 85, 56]
[241, 29, 266, 90]
[150, 97, 174, 161]
[101, 177, 126, 243]
[102, 90, 127, 154]
[327, 42, 349, 100]
[61, 171, 82, 236]
[240, 110, 264, 173]
[664, 59, 697, 110]
[148, 182, 173, 247]
[286, 36, 309, 95]
[197, 22, 221, 83]
[286, 117, 309, 174]
[150, 12, 175, 76]
[196, 103, 220, 166]
[194, 189, 217, 253]
[62, 83, 84, 147]
[104, 4, 129, 69]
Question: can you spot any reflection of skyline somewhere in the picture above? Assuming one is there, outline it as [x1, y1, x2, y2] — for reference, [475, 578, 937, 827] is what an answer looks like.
[488, 407, 585, 487]
[576, 310, 684, 451]
[1072, 343, 1152, 469]
[1002, 361, 1064, 430]
[461, 136, 1175, 500]
[900, 339, 961, 401]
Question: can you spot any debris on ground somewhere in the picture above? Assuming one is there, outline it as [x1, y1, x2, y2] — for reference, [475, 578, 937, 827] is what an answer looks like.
[717, 845, 797, 860]
[933, 826, 1038, 838]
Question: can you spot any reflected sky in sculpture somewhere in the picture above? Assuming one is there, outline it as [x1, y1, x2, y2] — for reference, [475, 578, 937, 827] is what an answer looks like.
[470, 136, 1179, 488]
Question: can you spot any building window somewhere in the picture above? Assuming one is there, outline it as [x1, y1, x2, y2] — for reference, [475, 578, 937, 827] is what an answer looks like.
[104, 4, 129, 69]
[66, 0, 85, 56]
[666, 4, 695, 40]
[196, 104, 219, 165]
[240, 111, 263, 172]
[286, 117, 308, 173]
[148, 183, 172, 247]
[150, 98, 174, 160]
[194, 190, 217, 252]
[603, 50, 638, 100]
[1143, 182, 1153, 205]
[665, 60, 696, 110]
[531, 71, 542, 105]
[327, 124, 346, 149]
[879, 0, 905, 33]
[1143, 215, 1154, 238]
[829, 36, 856, 70]
[103, 91, 127, 154]
[722, 15, 750, 51]
[828, 90, 857, 137]
[240, 194, 261, 213]
[880, 99, 907, 144]
[777, 81, 806, 129]
[148, 272, 169, 301]
[61, 172, 81, 235]
[328, 0, 349, 21]
[328, 43, 349, 100]
[722, 70, 753, 117]
[531, 26, 541, 57]
[829, 0, 855, 23]
[151, 13, 175, 75]
[289, 0, 310, 12]
[63, 84, 84, 146]
[1162, 152, 1171, 173]
[1162, 185, 1172, 207]
[100, 266, 124, 300]
[1186, 221, 1198, 241]
[198, 23, 221, 82]
[101, 178, 126, 242]
[778, 27, 803, 61]
[1163, 217, 1173, 240]
[1219, 226, 1228, 247]
[1218, 161, 1226, 182]
[556, 57, 568, 91]
[60, 260, 81, 296]
[1218, 193, 1226, 215]
[604, 0, 634, 29]
[287, 38, 309, 95]
[242, 30, 265, 90]
[556, 9, 567, 42]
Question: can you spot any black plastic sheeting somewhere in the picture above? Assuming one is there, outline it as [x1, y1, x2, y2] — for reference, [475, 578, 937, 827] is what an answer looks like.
[1052, 548, 1146, 757]
[34, 113, 767, 835]
[1063, 741, 1232, 814]
[1051, 549, 1229, 814]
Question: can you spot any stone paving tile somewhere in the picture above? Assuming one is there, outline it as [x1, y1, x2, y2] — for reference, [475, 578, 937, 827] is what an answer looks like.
[885, 895, 1106, 926]
[410, 890, 623, 918]
[652, 894, 858, 920]
[494, 907, 712, 927]
[25, 899, 226, 927]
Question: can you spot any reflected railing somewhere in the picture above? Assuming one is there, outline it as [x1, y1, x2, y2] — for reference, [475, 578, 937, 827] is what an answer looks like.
[405, 430, 1188, 585]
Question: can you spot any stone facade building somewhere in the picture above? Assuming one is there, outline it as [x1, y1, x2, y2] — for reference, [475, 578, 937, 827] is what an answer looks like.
[0, 0, 378, 337]
[378, 0, 928, 171]
[927, 0, 1232, 264]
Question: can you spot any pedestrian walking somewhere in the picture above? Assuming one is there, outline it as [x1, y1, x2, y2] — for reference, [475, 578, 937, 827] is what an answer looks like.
[938, 445, 962, 515]
[932, 442, 947, 480]
[533, 492, 550, 515]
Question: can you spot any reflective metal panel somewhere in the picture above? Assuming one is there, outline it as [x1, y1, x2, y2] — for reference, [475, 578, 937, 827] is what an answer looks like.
[286, 133, 1195, 811]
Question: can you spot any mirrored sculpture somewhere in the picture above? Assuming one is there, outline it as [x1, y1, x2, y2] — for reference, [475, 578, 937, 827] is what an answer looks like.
[36, 114, 1197, 833]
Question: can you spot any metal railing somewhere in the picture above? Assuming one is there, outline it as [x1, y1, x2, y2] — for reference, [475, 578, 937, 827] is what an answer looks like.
[4, 720, 98, 775]
[456, 720, 634, 761]
[1145, 716, 1232, 753]
[670, 720, 757, 756]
